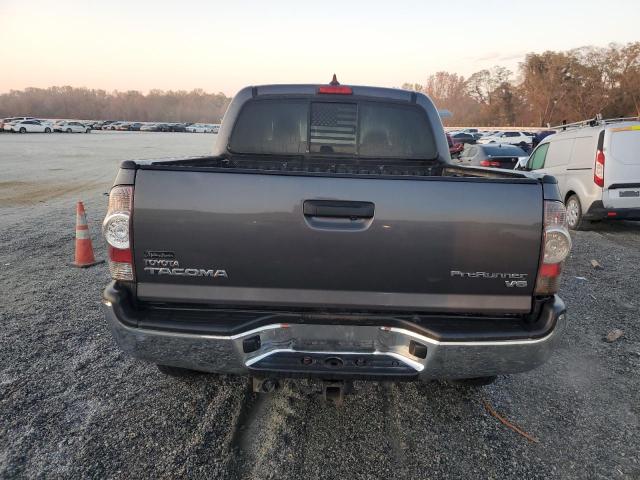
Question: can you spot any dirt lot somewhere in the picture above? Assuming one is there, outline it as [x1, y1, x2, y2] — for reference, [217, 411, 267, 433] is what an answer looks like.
[1, 131, 638, 479]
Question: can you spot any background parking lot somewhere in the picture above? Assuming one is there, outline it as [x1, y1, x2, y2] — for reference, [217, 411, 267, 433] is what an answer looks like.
[1, 132, 639, 479]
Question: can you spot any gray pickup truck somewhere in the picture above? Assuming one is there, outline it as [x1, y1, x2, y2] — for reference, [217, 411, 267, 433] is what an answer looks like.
[102, 81, 571, 399]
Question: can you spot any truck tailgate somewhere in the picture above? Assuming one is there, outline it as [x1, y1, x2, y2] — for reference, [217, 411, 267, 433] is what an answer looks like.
[132, 169, 543, 314]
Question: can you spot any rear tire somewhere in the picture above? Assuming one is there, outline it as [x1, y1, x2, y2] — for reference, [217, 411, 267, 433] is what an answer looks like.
[66, 128, 72, 133]
[450, 376, 497, 387]
[566, 194, 585, 230]
[19, 127, 26, 133]
[156, 364, 208, 377]
[44, 127, 51, 133]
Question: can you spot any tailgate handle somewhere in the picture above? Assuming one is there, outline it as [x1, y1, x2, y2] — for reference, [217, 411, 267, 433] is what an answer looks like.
[303, 200, 374, 219]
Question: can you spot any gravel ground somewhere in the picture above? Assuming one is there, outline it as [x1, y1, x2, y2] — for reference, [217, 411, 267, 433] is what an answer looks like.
[1, 132, 639, 479]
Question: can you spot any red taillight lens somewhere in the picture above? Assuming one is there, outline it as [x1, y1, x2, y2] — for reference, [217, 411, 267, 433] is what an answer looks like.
[535, 201, 572, 295]
[594, 150, 605, 187]
[480, 160, 500, 167]
[318, 85, 353, 95]
[103, 186, 134, 281]
[108, 245, 132, 263]
[539, 262, 562, 277]
[536, 262, 563, 295]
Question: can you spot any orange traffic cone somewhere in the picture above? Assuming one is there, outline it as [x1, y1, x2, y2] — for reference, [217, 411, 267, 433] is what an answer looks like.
[72, 201, 104, 268]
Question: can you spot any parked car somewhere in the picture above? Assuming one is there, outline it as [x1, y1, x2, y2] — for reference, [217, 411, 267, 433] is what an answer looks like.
[456, 143, 528, 169]
[186, 123, 213, 133]
[446, 133, 464, 157]
[1, 117, 18, 129]
[140, 123, 169, 132]
[449, 132, 476, 144]
[520, 118, 640, 229]
[102, 81, 570, 402]
[103, 121, 124, 130]
[532, 130, 557, 148]
[481, 130, 502, 137]
[2, 117, 38, 131]
[168, 123, 187, 132]
[114, 122, 143, 131]
[0, 118, 14, 130]
[100, 121, 118, 130]
[478, 131, 532, 147]
[7, 119, 52, 133]
[54, 121, 91, 133]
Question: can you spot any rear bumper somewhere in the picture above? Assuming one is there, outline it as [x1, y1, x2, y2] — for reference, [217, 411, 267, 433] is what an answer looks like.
[103, 285, 566, 381]
[585, 201, 640, 221]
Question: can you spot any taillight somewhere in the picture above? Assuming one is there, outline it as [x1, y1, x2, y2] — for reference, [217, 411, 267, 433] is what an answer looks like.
[103, 186, 134, 281]
[480, 160, 500, 167]
[317, 85, 353, 95]
[535, 201, 572, 295]
[594, 150, 605, 187]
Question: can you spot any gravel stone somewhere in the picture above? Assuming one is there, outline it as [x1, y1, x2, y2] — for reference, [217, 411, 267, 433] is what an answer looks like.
[606, 329, 625, 343]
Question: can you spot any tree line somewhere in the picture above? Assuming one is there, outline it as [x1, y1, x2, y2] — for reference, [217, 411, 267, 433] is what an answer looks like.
[1, 42, 638, 127]
[0, 87, 231, 123]
[402, 42, 640, 127]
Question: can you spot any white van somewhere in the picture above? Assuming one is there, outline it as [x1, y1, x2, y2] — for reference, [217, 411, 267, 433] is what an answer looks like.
[523, 119, 640, 229]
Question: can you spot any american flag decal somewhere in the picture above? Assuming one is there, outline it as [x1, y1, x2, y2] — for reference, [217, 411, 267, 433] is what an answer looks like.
[310, 103, 357, 147]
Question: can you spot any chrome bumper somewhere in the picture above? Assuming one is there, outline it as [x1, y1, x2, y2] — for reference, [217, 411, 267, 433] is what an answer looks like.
[103, 295, 566, 381]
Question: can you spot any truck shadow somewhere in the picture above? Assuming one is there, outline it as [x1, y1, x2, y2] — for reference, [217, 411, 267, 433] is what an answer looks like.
[223, 377, 539, 480]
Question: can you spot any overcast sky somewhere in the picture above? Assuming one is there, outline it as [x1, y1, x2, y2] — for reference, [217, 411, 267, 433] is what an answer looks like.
[1, 0, 639, 95]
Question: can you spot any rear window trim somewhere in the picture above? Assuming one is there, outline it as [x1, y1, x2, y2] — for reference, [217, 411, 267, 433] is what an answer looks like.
[227, 96, 439, 161]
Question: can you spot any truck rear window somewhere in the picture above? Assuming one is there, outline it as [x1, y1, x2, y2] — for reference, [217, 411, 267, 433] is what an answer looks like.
[229, 99, 437, 159]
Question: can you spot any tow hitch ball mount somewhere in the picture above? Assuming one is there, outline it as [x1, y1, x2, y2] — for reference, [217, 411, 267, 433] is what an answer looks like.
[322, 380, 352, 406]
[252, 377, 353, 406]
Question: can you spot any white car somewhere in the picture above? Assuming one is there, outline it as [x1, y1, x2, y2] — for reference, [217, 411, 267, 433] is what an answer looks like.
[54, 121, 91, 133]
[522, 119, 640, 229]
[2, 117, 38, 131]
[186, 123, 213, 133]
[6, 120, 52, 133]
[478, 131, 532, 146]
[478, 130, 499, 138]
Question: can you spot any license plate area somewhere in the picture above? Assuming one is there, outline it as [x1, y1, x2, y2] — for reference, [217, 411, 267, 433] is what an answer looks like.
[619, 190, 640, 198]
[247, 351, 418, 378]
